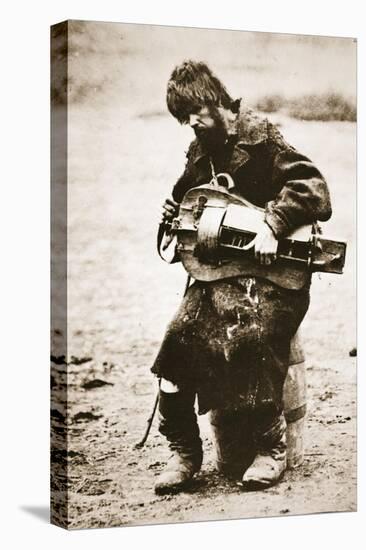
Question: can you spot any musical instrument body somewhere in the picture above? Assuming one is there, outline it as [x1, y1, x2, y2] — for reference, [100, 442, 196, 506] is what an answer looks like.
[167, 182, 346, 290]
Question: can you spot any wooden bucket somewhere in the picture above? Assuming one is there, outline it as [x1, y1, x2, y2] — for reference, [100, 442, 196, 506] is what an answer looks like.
[284, 331, 307, 469]
[210, 330, 307, 478]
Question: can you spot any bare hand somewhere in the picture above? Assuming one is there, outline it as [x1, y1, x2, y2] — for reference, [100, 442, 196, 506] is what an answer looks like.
[242, 222, 278, 265]
[161, 198, 179, 223]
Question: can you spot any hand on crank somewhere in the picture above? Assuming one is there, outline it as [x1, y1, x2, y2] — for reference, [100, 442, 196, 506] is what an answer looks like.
[161, 197, 179, 223]
[242, 221, 278, 265]
[161, 198, 179, 251]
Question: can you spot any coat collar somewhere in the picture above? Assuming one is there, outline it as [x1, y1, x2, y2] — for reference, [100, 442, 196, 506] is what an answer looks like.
[235, 106, 268, 147]
[189, 103, 268, 166]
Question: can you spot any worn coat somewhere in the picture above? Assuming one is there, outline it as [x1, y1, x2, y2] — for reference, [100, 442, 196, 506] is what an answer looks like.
[152, 104, 332, 416]
[172, 105, 331, 238]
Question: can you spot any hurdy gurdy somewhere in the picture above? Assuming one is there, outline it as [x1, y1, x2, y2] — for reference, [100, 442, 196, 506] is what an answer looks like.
[160, 177, 346, 290]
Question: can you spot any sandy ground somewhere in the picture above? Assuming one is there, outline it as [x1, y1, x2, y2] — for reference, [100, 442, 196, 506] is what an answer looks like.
[51, 100, 356, 528]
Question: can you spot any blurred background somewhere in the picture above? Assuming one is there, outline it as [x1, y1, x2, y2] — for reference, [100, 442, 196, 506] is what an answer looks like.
[52, 21, 356, 120]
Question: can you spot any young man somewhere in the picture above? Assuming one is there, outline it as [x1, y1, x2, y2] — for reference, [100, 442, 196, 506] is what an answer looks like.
[151, 60, 332, 494]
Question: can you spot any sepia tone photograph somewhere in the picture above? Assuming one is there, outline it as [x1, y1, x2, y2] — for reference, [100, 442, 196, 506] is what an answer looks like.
[51, 20, 356, 529]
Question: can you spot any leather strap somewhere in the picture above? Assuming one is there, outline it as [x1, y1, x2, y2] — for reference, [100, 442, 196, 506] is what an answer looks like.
[157, 222, 179, 264]
[157, 222, 167, 261]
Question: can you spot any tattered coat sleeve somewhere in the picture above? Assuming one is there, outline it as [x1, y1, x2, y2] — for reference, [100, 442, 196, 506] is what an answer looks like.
[264, 123, 332, 239]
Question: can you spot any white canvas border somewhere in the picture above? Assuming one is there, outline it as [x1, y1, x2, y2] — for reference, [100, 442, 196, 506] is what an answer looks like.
[1, 0, 363, 548]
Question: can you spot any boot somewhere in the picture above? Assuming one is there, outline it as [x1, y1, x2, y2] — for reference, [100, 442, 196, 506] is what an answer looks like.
[210, 408, 255, 479]
[154, 389, 203, 495]
[242, 412, 287, 490]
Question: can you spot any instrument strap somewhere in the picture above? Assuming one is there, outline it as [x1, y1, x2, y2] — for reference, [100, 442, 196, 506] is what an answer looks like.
[209, 158, 219, 186]
[157, 222, 179, 264]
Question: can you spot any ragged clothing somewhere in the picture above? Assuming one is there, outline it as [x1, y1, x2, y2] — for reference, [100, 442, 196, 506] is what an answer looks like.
[152, 104, 329, 416]
[151, 276, 310, 415]
[172, 103, 332, 239]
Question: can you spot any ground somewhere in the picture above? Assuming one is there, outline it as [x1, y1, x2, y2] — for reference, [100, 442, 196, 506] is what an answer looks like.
[50, 98, 356, 529]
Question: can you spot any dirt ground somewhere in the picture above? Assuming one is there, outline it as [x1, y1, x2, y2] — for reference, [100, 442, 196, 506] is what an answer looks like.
[51, 103, 356, 529]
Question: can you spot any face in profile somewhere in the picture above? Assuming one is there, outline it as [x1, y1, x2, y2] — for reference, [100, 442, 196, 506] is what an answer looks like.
[187, 105, 227, 151]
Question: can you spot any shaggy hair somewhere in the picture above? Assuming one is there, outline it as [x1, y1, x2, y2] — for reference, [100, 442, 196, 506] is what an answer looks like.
[166, 60, 237, 124]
